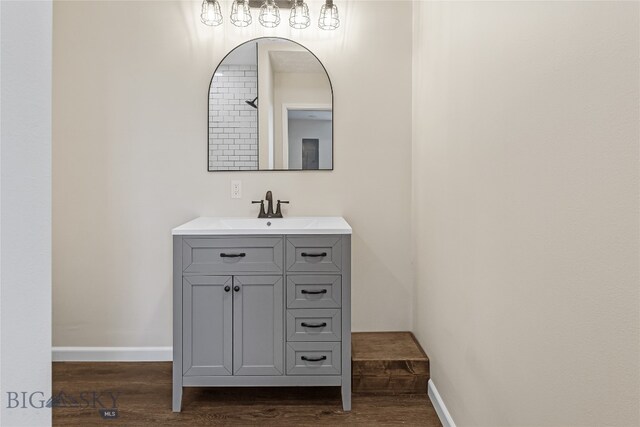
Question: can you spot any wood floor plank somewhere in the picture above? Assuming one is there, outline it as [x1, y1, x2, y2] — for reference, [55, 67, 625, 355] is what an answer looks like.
[52, 362, 441, 426]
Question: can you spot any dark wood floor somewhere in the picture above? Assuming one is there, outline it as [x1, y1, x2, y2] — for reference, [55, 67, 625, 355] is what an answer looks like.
[52, 362, 441, 426]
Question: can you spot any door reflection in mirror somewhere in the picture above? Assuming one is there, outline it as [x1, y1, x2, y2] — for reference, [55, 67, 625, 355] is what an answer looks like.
[285, 109, 332, 170]
[302, 140, 319, 170]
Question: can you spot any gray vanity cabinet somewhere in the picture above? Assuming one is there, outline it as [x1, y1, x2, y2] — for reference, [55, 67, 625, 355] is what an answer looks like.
[173, 234, 351, 413]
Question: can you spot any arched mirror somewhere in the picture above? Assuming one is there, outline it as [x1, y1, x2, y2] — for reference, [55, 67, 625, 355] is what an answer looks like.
[208, 38, 333, 171]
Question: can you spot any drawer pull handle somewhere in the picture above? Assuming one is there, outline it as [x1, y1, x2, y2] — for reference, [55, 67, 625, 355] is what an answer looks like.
[301, 252, 327, 258]
[301, 355, 327, 362]
[301, 289, 327, 295]
[301, 322, 327, 328]
[220, 253, 246, 258]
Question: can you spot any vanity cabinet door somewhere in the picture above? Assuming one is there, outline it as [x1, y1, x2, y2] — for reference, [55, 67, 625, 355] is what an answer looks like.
[233, 276, 284, 376]
[183, 276, 233, 376]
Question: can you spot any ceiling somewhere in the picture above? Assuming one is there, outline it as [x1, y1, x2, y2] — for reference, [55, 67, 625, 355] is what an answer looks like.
[288, 110, 333, 121]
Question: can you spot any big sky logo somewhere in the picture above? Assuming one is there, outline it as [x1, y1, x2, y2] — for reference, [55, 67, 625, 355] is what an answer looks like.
[5, 390, 121, 411]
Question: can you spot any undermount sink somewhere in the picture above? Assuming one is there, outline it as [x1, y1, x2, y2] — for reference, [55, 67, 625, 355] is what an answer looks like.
[172, 216, 351, 235]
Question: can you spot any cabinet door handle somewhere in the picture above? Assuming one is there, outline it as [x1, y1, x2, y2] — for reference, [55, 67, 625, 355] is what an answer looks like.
[224, 285, 231, 292]
[301, 289, 328, 295]
[220, 253, 246, 258]
[301, 322, 327, 328]
[233, 286, 240, 292]
[301, 252, 327, 258]
[301, 355, 327, 362]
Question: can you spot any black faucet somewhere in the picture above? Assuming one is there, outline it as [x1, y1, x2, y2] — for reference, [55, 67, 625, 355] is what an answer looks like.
[252, 191, 289, 218]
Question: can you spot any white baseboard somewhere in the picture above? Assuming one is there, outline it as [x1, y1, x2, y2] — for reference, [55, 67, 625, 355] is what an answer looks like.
[428, 379, 456, 427]
[52, 347, 172, 362]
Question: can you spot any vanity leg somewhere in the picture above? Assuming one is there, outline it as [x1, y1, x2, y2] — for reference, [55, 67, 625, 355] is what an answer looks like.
[172, 384, 182, 412]
[172, 344, 182, 412]
[341, 382, 352, 412]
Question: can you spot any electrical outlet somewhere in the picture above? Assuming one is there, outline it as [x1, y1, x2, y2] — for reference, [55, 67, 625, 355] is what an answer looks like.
[231, 180, 242, 199]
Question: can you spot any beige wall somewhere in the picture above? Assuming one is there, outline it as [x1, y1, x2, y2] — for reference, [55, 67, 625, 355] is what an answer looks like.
[412, 1, 639, 426]
[53, 0, 414, 346]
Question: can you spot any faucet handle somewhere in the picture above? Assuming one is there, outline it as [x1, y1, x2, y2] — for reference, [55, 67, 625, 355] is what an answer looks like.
[274, 200, 289, 218]
[252, 200, 267, 218]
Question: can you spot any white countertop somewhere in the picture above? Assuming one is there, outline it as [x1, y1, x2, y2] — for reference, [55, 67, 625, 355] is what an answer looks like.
[172, 216, 352, 235]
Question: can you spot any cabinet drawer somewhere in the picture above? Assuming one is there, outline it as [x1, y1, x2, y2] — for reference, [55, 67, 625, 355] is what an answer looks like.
[286, 236, 342, 273]
[286, 342, 341, 375]
[287, 275, 341, 309]
[183, 237, 283, 274]
[286, 309, 341, 342]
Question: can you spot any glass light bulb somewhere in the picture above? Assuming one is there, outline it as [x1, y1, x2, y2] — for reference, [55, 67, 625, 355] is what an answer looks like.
[318, 0, 339, 30]
[289, 0, 310, 29]
[259, 0, 281, 28]
[231, 0, 252, 27]
[200, 0, 223, 26]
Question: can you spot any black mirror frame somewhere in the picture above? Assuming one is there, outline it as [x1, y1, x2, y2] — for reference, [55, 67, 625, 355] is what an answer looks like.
[207, 37, 334, 172]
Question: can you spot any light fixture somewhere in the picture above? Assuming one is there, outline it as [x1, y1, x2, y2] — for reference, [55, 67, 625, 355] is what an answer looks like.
[259, 0, 281, 28]
[200, 0, 342, 30]
[200, 0, 223, 26]
[231, 0, 252, 27]
[318, 0, 339, 30]
[289, 0, 310, 29]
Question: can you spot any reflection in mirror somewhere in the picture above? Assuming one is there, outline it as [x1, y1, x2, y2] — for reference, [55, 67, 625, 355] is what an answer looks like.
[208, 38, 333, 171]
[286, 109, 332, 170]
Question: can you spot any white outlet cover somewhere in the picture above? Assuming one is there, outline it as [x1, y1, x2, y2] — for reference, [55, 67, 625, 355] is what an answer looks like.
[231, 180, 242, 199]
